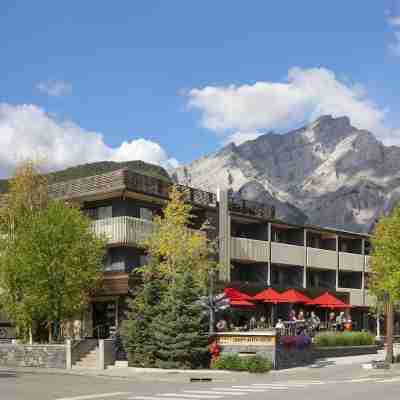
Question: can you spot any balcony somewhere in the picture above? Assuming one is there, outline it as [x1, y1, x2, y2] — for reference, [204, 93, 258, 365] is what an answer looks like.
[271, 242, 304, 266]
[365, 255, 371, 273]
[339, 252, 364, 272]
[364, 291, 376, 307]
[91, 216, 154, 246]
[230, 237, 269, 263]
[337, 288, 364, 307]
[98, 272, 129, 295]
[307, 248, 337, 270]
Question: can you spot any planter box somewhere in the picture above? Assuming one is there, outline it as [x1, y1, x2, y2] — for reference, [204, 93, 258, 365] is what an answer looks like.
[314, 345, 378, 359]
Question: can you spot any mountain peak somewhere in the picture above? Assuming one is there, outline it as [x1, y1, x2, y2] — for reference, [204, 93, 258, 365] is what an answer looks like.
[176, 115, 400, 233]
[309, 115, 353, 136]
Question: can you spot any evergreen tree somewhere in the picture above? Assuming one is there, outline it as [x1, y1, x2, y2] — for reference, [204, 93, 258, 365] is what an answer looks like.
[121, 186, 216, 368]
[151, 272, 209, 369]
[121, 264, 164, 366]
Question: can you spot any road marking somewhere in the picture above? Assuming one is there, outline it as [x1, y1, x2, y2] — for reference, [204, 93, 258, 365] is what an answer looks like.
[130, 397, 197, 400]
[56, 393, 131, 400]
[376, 378, 400, 383]
[212, 388, 267, 392]
[183, 391, 245, 396]
[348, 378, 375, 383]
[160, 395, 222, 399]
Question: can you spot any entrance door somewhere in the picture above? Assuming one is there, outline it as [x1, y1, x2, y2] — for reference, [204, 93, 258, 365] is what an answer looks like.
[92, 301, 117, 338]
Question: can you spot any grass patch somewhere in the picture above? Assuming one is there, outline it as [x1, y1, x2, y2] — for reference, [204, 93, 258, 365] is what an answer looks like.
[211, 355, 272, 373]
[314, 331, 375, 347]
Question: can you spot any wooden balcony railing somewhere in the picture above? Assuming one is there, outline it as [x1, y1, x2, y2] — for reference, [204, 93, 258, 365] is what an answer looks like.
[230, 237, 269, 262]
[91, 216, 154, 246]
[228, 197, 275, 220]
[91, 216, 206, 246]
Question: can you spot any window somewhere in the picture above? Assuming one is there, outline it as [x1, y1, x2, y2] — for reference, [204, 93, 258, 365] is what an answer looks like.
[338, 271, 362, 289]
[84, 205, 112, 220]
[98, 206, 112, 220]
[104, 249, 125, 272]
[273, 231, 281, 242]
[140, 207, 153, 221]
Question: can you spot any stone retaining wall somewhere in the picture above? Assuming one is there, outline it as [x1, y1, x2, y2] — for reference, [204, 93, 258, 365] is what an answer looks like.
[0, 344, 66, 368]
[274, 346, 315, 369]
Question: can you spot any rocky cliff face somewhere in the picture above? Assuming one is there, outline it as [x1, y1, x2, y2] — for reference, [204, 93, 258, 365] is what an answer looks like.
[174, 115, 400, 232]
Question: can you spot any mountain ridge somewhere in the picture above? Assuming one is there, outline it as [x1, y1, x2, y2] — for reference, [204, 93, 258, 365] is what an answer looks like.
[174, 115, 400, 233]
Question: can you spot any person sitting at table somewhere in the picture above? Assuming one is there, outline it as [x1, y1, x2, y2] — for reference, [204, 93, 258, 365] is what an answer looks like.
[216, 318, 228, 332]
[275, 319, 285, 335]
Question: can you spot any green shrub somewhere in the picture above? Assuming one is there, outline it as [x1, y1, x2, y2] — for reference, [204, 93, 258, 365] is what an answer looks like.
[212, 355, 272, 373]
[314, 332, 375, 347]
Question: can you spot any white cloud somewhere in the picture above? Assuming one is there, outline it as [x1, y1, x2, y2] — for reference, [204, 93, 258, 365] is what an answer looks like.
[0, 103, 178, 178]
[387, 12, 400, 56]
[37, 79, 72, 97]
[188, 67, 400, 146]
[387, 16, 400, 26]
[389, 31, 400, 56]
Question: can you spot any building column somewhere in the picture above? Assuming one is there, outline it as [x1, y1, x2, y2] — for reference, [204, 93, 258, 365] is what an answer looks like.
[267, 222, 272, 287]
[303, 229, 308, 289]
[218, 190, 231, 282]
[335, 234, 339, 290]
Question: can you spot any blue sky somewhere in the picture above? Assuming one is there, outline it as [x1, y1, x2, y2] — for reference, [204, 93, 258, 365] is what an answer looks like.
[0, 1, 400, 176]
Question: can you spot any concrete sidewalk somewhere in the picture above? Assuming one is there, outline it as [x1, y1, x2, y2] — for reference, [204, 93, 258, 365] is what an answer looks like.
[1, 350, 398, 383]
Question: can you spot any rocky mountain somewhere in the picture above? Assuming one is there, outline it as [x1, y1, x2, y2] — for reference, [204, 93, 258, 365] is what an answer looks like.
[174, 115, 400, 233]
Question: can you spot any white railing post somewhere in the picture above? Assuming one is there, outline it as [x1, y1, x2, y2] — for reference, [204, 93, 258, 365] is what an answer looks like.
[65, 339, 72, 369]
[97, 339, 105, 370]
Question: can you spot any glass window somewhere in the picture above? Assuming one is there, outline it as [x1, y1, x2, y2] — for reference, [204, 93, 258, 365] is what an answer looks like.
[98, 206, 112, 220]
[140, 207, 153, 221]
[104, 250, 124, 272]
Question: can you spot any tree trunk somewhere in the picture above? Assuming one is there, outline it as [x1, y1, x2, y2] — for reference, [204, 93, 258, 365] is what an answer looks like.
[385, 301, 394, 364]
[29, 326, 33, 345]
[376, 310, 381, 338]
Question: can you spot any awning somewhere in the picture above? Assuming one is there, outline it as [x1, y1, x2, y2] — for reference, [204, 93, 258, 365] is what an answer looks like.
[307, 291, 351, 309]
[279, 289, 312, 304]
[253, 287, 283, 304]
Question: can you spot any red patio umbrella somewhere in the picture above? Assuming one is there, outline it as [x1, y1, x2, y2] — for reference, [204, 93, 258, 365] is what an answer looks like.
[253, 287, 283, 304]
[230, 299, 255, 307]
[307, 292, 351, 309]
[224, 287, 253, 301]
[279, 289, 312, 304]
[223, 288, 254, 307]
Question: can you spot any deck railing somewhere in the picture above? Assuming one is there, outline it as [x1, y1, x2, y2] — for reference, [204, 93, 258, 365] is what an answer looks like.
[91, 216, 206, 246]
[230, 237, 269, 262]
[91, 216, 154, 246]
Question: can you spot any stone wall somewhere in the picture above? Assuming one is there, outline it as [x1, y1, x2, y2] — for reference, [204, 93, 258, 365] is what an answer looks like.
[219, 345, 275, 362]
[274, 346, 315, 369]
[0, 344, 66, 369]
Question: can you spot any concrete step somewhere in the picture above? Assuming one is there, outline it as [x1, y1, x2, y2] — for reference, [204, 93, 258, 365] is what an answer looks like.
[108, 361, 129, 369]
[75, 361, 97, 368]
[72, 365, 98, 370]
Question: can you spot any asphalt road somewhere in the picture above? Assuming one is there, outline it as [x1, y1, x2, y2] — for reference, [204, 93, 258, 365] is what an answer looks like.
[2, 364, 400, 400]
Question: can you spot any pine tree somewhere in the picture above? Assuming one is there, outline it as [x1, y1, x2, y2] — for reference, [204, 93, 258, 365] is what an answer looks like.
[121, 186, 216, 368]
[151, 272, 209, 369]
[121, 265, 164, 366]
